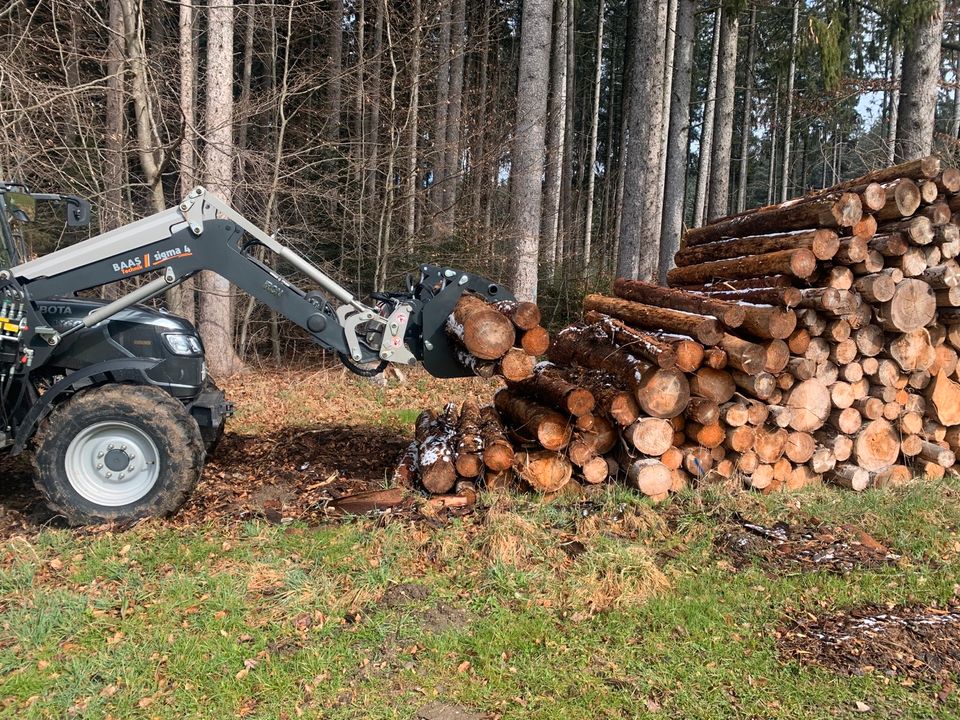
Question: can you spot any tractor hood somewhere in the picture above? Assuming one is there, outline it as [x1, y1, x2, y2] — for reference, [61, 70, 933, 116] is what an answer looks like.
[35, 297, 197, 335]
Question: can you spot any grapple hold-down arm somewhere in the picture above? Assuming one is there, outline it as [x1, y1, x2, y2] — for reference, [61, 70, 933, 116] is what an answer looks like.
[3, 187, 512, 378]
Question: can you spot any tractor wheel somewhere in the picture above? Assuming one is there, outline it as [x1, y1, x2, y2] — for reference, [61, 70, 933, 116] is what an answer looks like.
[32, 384, 204, 525]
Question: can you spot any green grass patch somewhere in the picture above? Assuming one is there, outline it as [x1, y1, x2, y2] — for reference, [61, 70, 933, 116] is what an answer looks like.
[2, 478, 960, 718]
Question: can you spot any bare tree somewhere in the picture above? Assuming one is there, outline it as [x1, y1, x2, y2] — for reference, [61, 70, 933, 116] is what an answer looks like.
[541, 0, 568, 276]
[693, 8, 720, 227]
[779, 0, 799, 202]
[430, 0, 452, 234]
[659, 0, 695, 282]
[404, 0, 422, 251]
[707, 5, 739, 220]
[103, 0, 127, 233]
[736, 3, 756, 213]
[508, 0, 553, 300]
[328, 0, 343, 140]
[886, 35, 901, 165]
[170, 0, 197, 323]
[895, 0, 945, 160]
[119, 0, 166, 214]
[200, 0, 243, 376]
[440, 0, 466, 232]
[617, 0, 667, 280]
[582, 0, 605, 265]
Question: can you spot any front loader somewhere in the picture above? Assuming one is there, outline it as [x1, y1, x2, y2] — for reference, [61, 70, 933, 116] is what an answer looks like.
[0, 184, 512, 524]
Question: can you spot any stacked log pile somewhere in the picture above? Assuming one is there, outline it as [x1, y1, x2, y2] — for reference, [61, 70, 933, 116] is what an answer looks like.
[399, 156, 960, 500]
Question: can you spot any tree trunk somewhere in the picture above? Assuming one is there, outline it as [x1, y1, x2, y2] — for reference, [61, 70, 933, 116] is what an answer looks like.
[404, 0, 421, 252]
[886, 35, 901, 165]
[582, 0, 605, 266]
[736, 4, 756, 213]
[171, 0, 196, 322]
[779, 0, 799, 202]
[658, 0, 678, 205]
[104, 0, 127, 234]
[616, 0, 667, 280]
[200, 0, 243, 376]
[706, 6, 738, 220]
[439, 0, 466, 232]
[693, 8, 721, 227]
[658, 0, 695, 282]
[767, 79, 780, 205]
[541, 0, 567, 275]
[119, 0, 165, 215]
[327, 0, 343, 141]
[560, 0, 575, 259]
[430, 0, 452, 232]
[508, 0, 553, 300]
[894, 0, 945, 161]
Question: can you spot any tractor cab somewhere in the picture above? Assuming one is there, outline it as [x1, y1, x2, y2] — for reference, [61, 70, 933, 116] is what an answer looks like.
[0, 183, 91, 269]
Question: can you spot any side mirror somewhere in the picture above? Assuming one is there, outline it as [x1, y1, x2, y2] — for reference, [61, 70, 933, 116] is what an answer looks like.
[62, 195, 91, 227]
[5, 192, 36, 222]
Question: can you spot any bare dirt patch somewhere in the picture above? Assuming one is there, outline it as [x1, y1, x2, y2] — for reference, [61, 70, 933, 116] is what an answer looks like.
[415, 703, 483, 720]
[379, 582, 431, 608]
[419, 602, 472, 634]
[778, 602, 960, 683]
[174, 425, 410, 525]
[716, 514, 901, 574]
[0, 424, 410, 536]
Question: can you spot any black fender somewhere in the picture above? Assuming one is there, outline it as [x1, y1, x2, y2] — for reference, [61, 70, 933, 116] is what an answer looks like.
[12, 358, 161, 455]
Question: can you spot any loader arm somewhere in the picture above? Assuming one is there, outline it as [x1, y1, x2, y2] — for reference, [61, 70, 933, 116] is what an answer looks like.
[3, 187, 511, 378]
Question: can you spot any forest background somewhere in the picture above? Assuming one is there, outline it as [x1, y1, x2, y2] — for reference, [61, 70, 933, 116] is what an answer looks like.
[0, 0, 955, 374]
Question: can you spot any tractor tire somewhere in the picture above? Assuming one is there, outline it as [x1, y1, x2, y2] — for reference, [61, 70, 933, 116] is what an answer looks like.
[32, 384, 204, 525]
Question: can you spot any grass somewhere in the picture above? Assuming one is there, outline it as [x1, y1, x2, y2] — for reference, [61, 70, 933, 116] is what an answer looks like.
[2, 369, 960, 718]
[1, 479, 960, 719]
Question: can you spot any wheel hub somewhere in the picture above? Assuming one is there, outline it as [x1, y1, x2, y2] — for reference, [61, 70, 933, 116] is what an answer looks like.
[64, 421, 160, 506]
[104, 448, 130, 472]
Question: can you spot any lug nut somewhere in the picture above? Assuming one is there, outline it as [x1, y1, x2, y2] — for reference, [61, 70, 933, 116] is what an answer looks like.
[105, 472, 112, 478]
[97, 451, 104, 458]
[96, 463, 103, 470]
[118, 473, 125, 480]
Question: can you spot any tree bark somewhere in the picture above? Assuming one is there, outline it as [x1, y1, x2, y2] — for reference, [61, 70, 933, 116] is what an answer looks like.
[541, 0, 568, 275]
[430, 0, 451, 230]
[328, 0, 343, 140]
[200, 0, 242, 376]
[616, 0, 667, 280]
[886, 34, 901, 165]
[894, 0, 945, 161]
[104, 0, 127, 234]
[736, 4, 756, 213]
[582, 0, 605, 265]
[779, 0, 799, 202]
[169, 0, 197, 321]
[404, 0, 421, 252]
[508, 0, 553, 300]
[658, 0, 695, 282]
[693, 8, 721, 227]
[706, 6, 738, 220]
[439, 0, 466, 232]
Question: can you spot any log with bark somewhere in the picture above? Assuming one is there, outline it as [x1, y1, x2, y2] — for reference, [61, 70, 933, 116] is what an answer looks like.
[415, 406, 458, 494]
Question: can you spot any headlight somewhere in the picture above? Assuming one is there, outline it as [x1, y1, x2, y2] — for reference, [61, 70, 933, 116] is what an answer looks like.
[163, 333, 203, 355]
